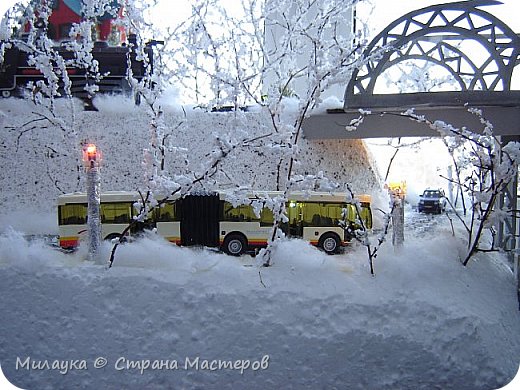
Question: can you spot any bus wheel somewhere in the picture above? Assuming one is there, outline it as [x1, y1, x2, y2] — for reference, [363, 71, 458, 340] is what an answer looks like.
[1, 90, 11, 98]
[223, 234, 247, 256]
[319, 233, 340, 255]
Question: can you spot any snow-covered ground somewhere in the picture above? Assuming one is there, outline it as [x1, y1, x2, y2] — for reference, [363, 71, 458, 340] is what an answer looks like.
[0, 208, 519, 389]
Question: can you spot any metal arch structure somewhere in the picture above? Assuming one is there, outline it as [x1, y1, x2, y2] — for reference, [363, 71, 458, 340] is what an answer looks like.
[347, 0, 519, 99]
[304, 0, 520, 139]
[375, 41, 483, 91]
[302, 0, 519, 303]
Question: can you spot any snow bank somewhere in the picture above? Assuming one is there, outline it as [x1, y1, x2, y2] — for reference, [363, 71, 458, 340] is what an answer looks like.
[0, 229, 518, 389]
[0, 95, 518, 390]
[0, 210, 57, 235]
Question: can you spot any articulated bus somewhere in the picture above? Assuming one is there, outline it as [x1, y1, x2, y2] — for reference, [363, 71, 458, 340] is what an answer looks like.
[58, 191, 372, 255]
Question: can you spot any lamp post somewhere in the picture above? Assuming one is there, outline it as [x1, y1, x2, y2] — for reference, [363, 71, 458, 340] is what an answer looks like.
[82, 143, 102, 264]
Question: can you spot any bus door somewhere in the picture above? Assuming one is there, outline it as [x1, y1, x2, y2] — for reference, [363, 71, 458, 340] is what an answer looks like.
[180, 193, 220, 248]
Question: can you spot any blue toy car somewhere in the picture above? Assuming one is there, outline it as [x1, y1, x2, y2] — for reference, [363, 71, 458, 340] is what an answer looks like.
[418, 189, 446, 214]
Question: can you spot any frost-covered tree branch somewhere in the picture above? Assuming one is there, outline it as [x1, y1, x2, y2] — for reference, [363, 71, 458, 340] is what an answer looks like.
[2, 0, 133, 193]
[368, 137, 432, 182]
[159, 0, 380, 267]
[258, 0, 378, 266]
[341, 183, 394, 275]
[348, 107, 520, 266]
[108, 126, 279, 267]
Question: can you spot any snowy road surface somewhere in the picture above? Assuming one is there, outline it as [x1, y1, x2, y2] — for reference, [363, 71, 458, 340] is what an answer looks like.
[0, 219, 519, 389]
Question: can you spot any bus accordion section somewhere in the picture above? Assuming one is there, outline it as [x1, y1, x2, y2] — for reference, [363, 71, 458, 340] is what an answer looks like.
[57, 191, 372, 255]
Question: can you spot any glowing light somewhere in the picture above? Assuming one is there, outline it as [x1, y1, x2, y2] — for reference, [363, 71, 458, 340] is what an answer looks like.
[82, 143, 101, 168]
[86, 144, 97, 157]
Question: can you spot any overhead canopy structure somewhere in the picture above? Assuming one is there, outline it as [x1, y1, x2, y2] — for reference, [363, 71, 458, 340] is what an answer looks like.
[303, 0, 520, 139]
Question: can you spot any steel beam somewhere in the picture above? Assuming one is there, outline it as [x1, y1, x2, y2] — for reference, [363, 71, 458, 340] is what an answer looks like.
[303, 104, 520, 139]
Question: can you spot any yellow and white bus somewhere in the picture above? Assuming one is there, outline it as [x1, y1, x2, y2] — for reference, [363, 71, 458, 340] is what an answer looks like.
[58, 190, 372, 255]
[57, 191, 181, 248]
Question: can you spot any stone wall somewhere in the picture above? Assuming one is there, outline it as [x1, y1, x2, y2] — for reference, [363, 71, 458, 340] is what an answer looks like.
[0, 97, 380, 212]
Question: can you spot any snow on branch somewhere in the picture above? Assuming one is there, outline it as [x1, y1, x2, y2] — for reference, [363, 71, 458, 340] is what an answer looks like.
[351, 107, 520, 266]
[150, 0, 379, 267]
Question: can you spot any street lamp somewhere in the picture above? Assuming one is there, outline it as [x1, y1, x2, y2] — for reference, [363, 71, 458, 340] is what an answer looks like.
[82, 143, 102, 264]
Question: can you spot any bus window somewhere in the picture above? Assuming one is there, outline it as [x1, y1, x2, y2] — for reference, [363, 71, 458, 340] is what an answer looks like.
[286, 201, 303, 236]
[343, 203, 372, 230]
[101, 203, 132, 224]
[221, 201, 274, 226]
[299, 202, 338, 226]
[259, 207, 274, 226]
[343, 204, 356, 223]
[222, 202, 255, 222]
[59, 204, 87, 225]
[301, 202, 320, 226]
[155, 202, 178, 222]
[359, 204, 373, 229]
[322, 203, 344, 226]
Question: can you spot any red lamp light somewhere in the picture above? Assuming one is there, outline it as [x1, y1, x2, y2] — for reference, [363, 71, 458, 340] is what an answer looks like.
[86, 144, 97, 160]
[82, 143, 102, 168]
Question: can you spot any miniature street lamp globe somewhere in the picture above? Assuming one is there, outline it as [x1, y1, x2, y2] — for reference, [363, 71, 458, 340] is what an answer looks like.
[82, 143, 102, 169]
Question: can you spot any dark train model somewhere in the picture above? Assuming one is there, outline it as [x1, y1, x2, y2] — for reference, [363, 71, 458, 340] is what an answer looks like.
[0, 0, 157, 105]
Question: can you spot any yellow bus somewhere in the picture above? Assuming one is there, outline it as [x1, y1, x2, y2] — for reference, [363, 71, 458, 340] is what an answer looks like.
[57, 191, 167, 248]
[58, 190, 372, 255]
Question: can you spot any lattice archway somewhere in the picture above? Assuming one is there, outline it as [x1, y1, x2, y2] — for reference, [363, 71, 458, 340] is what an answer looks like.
[346, 0, 520, 103]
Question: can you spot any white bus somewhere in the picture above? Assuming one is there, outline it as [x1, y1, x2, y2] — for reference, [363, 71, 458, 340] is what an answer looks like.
[58, 190, 372, 255]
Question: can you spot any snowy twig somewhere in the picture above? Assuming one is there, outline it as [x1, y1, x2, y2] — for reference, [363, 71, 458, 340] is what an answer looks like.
[349, 108, 520, 267]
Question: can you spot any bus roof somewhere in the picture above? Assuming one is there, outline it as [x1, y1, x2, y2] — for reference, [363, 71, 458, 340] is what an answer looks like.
[218, 191, 371, 204]
[58, 191, 140, 205]
[58, 190, 371, 205]
[58, 191, 186, 205]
